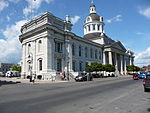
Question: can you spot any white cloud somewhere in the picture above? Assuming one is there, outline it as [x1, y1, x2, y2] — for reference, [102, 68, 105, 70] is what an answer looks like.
[106, 15, 122, 23]
[7, 0, 20, 3]
[0, 20, 27, 63]
[135, 47, 150, 67]
[139, 7, 150, 19]
[71, 16, 80, 24]
[136, 32, 144, 35]
[0, 0, 8, 11]
[23, 0, 54, 17]
[6, 15, 10, 22]
[0, 0, 20, 12]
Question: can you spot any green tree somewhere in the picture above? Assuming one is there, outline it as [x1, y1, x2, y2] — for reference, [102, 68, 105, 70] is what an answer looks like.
[11, 64, 21, 73]
[126, 65, 140, 72]
[140, 68, 144, 72]
[90, 62, 100, 73]
[89, 62, 105, 73]
[85, 65, 92, 72]
[104, 64, 116, 72]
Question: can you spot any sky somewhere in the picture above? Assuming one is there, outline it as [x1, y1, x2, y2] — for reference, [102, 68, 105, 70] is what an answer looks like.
[0, 0, 150, 67]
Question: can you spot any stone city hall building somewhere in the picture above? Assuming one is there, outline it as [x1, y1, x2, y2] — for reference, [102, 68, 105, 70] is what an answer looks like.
[19, 2, 134, 80]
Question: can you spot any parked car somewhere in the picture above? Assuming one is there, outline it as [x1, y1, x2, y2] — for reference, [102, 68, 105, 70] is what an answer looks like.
[132, 73, 139, 80]
[138, 73, 146, 79]
[143, 74, 150, 92]
[75, 73, 93, 82]
[0, 72, 5, 77]
[5, 71, 20, 77]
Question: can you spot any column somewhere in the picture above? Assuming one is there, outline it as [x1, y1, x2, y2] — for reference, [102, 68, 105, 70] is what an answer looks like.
[21, 43, 26, 78]
[115, 53, 118, 71]
[108, 51, 112, 65]
[47, 37, 54, 72]
[124, 57, 127, 75]
[131, 57, 134, 65]
[129, 57, 132, 65]
[103, 51, 106, 64]
[32, 40, 36, 75]
[120, 55, 123, 75]
[68, 42, 72, 72]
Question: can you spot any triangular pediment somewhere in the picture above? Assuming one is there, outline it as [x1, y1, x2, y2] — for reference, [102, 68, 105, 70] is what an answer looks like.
[111, 41, 126, 52]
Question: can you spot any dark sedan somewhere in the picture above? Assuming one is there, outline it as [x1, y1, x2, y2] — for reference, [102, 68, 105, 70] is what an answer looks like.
[143, 74, 150, 92]
[75, 73, 93, 82]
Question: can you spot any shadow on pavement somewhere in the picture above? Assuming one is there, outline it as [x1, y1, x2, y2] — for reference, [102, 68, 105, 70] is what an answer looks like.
[147, 108, 150, 112]
[0, 80, 21, 86]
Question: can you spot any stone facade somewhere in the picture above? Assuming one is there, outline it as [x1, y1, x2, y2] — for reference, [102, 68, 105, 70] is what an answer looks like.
[19, 2, 134, 80]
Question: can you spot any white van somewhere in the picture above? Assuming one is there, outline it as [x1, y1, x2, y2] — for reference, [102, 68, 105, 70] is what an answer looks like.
[5, 71, 20, 77]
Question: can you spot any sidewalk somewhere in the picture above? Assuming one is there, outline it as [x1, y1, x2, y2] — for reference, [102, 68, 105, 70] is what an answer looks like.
[0, 77, 67, 84]
[0, 75, 132, 84]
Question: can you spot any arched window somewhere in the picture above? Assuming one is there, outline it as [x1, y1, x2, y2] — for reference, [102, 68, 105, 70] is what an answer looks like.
[93, 24, 96, 31]
[97, 24, 100, 31]
[38, 59, 42, 71]
[88, 25, 91, 31]
[87, 17, 90, 22]
[38, 40, 42, 52]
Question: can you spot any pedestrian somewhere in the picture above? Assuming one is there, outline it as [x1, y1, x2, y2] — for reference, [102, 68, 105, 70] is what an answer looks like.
[32, 74, 36, 83]
[63, 71, 66, 80]
[60, 72, 63, 80]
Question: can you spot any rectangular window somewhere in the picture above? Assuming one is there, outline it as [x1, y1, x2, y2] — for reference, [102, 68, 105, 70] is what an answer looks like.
[79, 46, 82, 56]
[90, 48, 93, 58]
[72, 44, 75, 56]
[39, 60, 42, 71]
[99, 51, 101, 60]
[86, 62, 88, 66]
[85, 47, 88, 58]
[72, 61, 76, 71]
[95, 49, 97, 59]
[98, 25, 100, 30]
[93, 24, 96, 30]
[79, 62, 82, 71]
[55, 42, 63, 53]
[57, 59, 62, 72]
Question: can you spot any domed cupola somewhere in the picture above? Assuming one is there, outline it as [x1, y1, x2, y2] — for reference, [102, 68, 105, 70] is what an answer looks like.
[84, 0, 104, 36]
[90, 1, 96, 14]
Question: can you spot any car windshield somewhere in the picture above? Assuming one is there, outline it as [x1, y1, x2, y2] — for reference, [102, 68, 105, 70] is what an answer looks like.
[78, 73, 87, 76]
[147, 75, 150, 80]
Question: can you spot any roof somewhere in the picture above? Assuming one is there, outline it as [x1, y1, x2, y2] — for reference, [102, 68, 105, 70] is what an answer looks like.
[83, 33, 103, 39]
[90, 3, 96, 7]
[89, 13, 100, 21]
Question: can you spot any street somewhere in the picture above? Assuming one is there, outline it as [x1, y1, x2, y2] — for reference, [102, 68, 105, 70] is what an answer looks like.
[0, 77, 149, 113]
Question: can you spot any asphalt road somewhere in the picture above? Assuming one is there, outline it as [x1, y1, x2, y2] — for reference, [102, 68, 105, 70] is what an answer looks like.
[0, 77, 149, 113]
